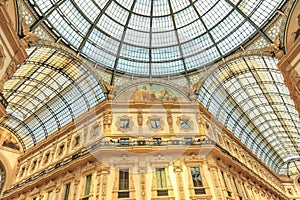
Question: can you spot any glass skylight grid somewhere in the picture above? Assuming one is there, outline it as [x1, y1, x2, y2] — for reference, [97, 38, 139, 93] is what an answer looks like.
[133, 0, 151, 16]
[128, 14, 150, 32]
[152, 46, 181, 62]
[97, 15, 124, 40]
[202, 0, 232, 30]
[170, 0, 190, 13]
[177, 20, 206, 43]
[151, 60, 184, 76]
[106, 2, 129, 25]
[151, 16, 174, 32]
[73, 0, 100, 22]
[1, 47, 105, 150]
[173, 6, 198, 28]
[37, 0, 54, 13]
[198, 56, 300, 173]
[29, 0, 286, 76]
[152, 0, 170, 16]
[120, 44, 149, 61]
[124, 29, 150, 47]
[193, 0, 217, 16]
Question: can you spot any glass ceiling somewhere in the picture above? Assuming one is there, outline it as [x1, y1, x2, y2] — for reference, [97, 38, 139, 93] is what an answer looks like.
[27, 0, 286, 77]
[0, 47, 105, 150]
[198, 56, 300, 174]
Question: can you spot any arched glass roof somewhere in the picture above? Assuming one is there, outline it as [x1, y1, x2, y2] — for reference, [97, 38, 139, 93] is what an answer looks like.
[198, 56, 300, 174]
[0, 47, 105, 150]
[27, 0, 286, 77]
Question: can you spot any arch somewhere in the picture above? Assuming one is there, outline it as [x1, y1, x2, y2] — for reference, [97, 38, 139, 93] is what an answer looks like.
[0, 46, 106, 151]
[0, 151, 16, 195]
[114, 80, 190, 103]
[198, 55, 300, 174]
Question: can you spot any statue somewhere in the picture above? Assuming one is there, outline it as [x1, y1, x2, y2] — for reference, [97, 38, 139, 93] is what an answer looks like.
[20, 19, 40, 48]
[261, 36, 284, 59]
[184, 82, 198, 101]
[103, 81, 114, 100]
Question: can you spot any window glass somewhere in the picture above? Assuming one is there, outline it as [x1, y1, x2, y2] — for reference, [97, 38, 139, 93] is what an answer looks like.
[151, 119, 160, 129]
[84, 174, 92, 195]
[120, 119, 130, 129]
[119, 169, 129, 190]
[120, 138, 129, 146]
[180, 120, 190, 128]
[156, 168, 167, 188]
[64, 183, 70, 200]
[190, 167, 203, 187]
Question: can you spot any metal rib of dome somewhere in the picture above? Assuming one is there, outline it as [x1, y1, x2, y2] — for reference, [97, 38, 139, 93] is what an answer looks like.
[28, 0, 285, 77]
[198, 56, 300, 174]
[0, 47, 105, 150]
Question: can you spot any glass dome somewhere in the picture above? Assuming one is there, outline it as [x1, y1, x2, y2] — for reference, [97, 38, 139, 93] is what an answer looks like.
[28, 0, 286, 76]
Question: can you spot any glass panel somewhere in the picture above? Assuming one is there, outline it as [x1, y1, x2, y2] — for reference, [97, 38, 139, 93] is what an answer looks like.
[151, 120, 160, 129]
[64, 183, 70, 200]
[28, 0, 286, 76]
[190, 167, 203, 187]
[198, 56, 300, 174]
[120, 120, 130, 129]
[156, 168, 167, 189]
[119, 169, 129, 190]
[84, 174, 92, 195]
[2, 47, 105, 150]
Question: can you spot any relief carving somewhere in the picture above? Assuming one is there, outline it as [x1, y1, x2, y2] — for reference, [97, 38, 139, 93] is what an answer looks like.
[261, 36, 284, 59]
[20, 19, 40, 48]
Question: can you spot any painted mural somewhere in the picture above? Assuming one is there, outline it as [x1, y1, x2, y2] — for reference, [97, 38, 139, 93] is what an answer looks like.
[116, 83, 188, 102]
[285, 1, 300, 52]
[1, 131, 20, 151]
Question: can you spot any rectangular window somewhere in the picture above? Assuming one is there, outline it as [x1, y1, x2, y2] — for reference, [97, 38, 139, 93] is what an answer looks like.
[93, 126, 99, 136]
[119, 169, 129, 190]
[190, 167, 206, 194]
[156, 168, 168, 196]
[242, 183, 249, 199]
[221, 171, 231, 197]
[118, 169, 129, 198]
[151, 119, 160, 129]
[47, 191, 52, 200]
[153, 138, 162, 145]
[84, 174, 92, 196]
[120, 138, 129, 146]
[63, 183, 70, 200]
[233, 177, 242, 199]
[184, 138, 193, 145]
[180, 120, 190, 128]
[120, 119, 130, 129]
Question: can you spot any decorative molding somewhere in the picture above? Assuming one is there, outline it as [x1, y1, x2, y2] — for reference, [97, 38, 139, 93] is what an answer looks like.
[45, 180, 56, 190]
[63, 171, 75, 183]
[82, 161, 96, 174]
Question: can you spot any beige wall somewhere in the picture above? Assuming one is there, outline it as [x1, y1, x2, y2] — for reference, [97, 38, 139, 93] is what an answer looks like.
[0, 101, 296, 200]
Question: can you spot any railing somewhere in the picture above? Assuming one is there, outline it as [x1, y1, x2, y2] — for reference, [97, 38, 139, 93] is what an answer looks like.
[3, 139, 216, 195]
